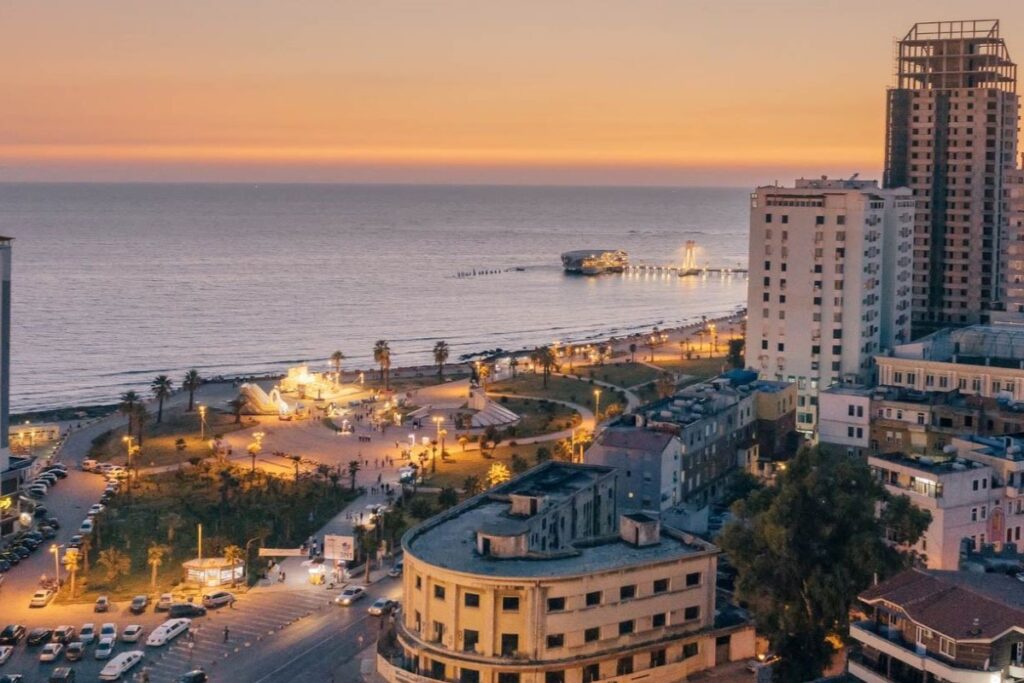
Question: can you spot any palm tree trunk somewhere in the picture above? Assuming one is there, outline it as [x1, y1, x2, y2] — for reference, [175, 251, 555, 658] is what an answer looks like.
[157, 398, 164, 423]
[188, 391, 195, 412]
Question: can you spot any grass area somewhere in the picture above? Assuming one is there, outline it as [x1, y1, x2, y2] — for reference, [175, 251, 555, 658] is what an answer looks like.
[369, 370, 471, 393]
[421, 442, 561, 490]
[568, 362, 661, 389]
[67, 463, 359, 601]
[496, 397, 579, 438]
[649, 356, 730, 380]
[489, 373, 626, 415]
[89, 409, 250, 468]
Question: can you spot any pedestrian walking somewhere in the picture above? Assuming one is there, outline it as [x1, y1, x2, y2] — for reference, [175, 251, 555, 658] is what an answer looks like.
[223, 626, 230, 643]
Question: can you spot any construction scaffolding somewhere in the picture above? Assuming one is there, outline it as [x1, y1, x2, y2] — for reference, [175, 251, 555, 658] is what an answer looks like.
[895, 19, 1016, 92]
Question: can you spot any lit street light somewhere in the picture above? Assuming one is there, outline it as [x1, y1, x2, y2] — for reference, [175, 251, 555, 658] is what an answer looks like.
[198, 404, 208, 440]
[593, 389, 602, 422]
[49, 543, 61, 587]
[432, 416, 445, 473]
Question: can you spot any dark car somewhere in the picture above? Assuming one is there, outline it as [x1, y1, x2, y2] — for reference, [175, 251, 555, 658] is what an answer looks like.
[44, 467, 68, 478]
[27, 627, 53, 646]
[33, 506, 49, 518]
[0, 552, 20, 566]
[45, 517, 60, 529]
[178, 671, 208, 683]
[129, 595, 148, 614]
[64, 642, 85, 662]
[10, 546, 30, 559]
[48, 669, 75, 683]
[0, 675, 25, 683]
[0, 559, 10, 572]
[169, 603, 207, 618]
[0, 625, 26, 645]
[38, 526, 57, 539]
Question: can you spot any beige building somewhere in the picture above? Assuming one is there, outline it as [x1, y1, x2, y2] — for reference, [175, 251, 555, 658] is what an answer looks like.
[746, 177, 914, 433]
[377, 462, 755, 683]
[883, 20, 1019, 333]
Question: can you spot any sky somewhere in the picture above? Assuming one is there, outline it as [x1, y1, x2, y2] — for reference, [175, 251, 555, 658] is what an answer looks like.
[1, 0, 1022, 186]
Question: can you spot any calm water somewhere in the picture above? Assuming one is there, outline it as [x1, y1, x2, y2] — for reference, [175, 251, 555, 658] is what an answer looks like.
[0, 183, 750, 412]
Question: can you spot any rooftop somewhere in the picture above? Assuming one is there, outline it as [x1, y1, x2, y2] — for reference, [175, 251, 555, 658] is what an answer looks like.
[891, 325, 1024, 369]
[869, 451, 987, 476]
[954, 434, 1024, 462]
[596, 427, 676, 453]
[861, 568, 1024, 641]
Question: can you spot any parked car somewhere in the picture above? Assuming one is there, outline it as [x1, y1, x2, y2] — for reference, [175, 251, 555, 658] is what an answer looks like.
[64, 641, 85, 662]
[201, 591, 235, 609]
[78, 624, 96, 645]
[94, 637, 115, 660]
[48, 668, 75, 683]
[0, 675, 23, 683]
[0, 559, 10, 573]
[387, 561, 403, 578]
[29, 589, 55, 608]
[98, 651, 144, 681]
[10, 546, 31, 560]
[39, 643, 63, 662]
[27, 628, 53, 646]
[99, 623, 117, 641]
[367, 598, 396, 616]
[33, 505, 49, 518]
[94, 596, 110, 612]
[38, 526, 57, 539]
[51, 626, 75, 644]
[87, 504, 105, 517]
[155, 593, 174, 611]
[0, 646, 11, 664]
[146, 619, 191, 647]
[0, 625, 26, 645]
[129, 595, 148, 614]
[79, 519, 94, 535]
[121, 625, 143, 643]
[81, 459, 99, 471]
[178, 671, 208, 683]
[67, 535, 83, 549]
[45, 517, 60, 529]
[335, 585, 367, 606]
[168, 604, 206, 619]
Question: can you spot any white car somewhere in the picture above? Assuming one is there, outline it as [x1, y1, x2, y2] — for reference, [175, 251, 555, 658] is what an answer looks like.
[79, 518, 94, 534]
[40, 643, 63, 662]
[79, 623, 97, 644]
[367, 597, 397, 616]
[88, 503, 105, 517]
[29, 589, 55, 607]
[99, 651, 144, 681]
[81, 459, 99, 471]
[0, 645, 12, 664]
[100, 623, 118, 641]
[95, 636, 116, 660]
[201, 591, 236, 608]
[145, 618, 190, 647]
[335, 585, 367, 605]
[155, 593, 174, 611]
[121, 625, 143, 643]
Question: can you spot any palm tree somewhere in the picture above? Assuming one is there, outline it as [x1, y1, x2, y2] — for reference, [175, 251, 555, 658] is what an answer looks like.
[433, 341, 449, 379]
[477, 363, 491, 388]
[150, 375, 173, 424]
[330, 350, 346, 384]
[147, 543, 170, 588]
[63, 550, 81, 597]
[79, 535, 93, 574]
[531, 346, 557, 388]
[182, 370, 201, 412]
[354, 524, 379, 584]
[164, 512, 184, 543]
[119, 390, 140, 436]
[509, 357, 519, 378]
[223, 545, 244, 587]
[628, 342, 638, 363]
[133, 404, 150, 446]
[228, 397, 245, 424]
[347, 459, 362, 491]
[97, 548, 131, 584]
[373, 340, 392, 390]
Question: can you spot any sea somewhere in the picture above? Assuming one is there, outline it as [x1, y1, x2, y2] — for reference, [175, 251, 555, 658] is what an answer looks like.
[0, 183, 751, 413]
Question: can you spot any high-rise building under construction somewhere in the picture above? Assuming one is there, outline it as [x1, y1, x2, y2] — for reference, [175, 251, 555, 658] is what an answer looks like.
[883, 20, 1019, 335]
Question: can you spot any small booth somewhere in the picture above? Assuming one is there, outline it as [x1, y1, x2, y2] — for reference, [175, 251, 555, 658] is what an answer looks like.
[182, 557, 245, 588]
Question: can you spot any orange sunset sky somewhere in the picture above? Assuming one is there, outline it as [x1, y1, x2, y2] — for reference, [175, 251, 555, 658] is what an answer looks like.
[2, 0, 1022, 186]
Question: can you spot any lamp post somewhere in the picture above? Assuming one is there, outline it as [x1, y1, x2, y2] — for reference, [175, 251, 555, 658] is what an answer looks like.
[593, 389, 602, 423]
[49, 543, 61, 586]
[198, 404, 207, 441]
[250, 431, 265, 473]
[709, 323, 718, 356]
[122, 435, 137, 499]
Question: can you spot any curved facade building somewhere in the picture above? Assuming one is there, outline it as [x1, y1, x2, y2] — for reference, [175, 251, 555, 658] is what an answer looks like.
[377, 462, 754, 683]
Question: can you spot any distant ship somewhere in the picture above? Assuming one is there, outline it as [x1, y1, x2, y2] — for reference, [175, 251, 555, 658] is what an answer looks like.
[561, 249, 629, 275]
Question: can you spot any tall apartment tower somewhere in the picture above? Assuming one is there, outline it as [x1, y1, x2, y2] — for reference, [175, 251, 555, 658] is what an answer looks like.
[0, 238, 9, 474]
[883, 20, 1019, 335]
[746, 178, 914, 433]
[1004, 165, 1024, 313]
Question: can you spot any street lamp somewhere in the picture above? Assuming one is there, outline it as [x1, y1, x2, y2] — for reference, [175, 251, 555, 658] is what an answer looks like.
[593, 389, 602, 422]
[49, 544, 61, 586]
[432, 416, 445, 473]
[198, 404, 207, 441]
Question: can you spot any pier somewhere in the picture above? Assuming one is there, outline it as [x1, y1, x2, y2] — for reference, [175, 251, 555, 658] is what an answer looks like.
[626, 264, 748, 277]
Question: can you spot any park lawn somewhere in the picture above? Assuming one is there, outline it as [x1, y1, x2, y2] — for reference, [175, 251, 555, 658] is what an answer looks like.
[649, 356, 731, 381]
[65, 463, 359, 602]
[371, 370, 471, 393]
[421, 442, 553, 490]
[89, 409, 250, 468]
[489, 374, 626, 416]
[570, 362, 661, 390]
[497, 397, 579, 438]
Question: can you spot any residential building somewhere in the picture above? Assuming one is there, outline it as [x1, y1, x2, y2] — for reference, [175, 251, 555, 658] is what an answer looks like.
[869, 452, 994, 569]
[818, 385, 872, 456]
[883, 20, 1020, 333]
[746, 177, 914, 433]
[0, 236, 17, 538]
[585, 428, 680, 512]
[849, 569, 1024, 682]
[1004, 166, 1024, 315]
[377, 462, 755, 683]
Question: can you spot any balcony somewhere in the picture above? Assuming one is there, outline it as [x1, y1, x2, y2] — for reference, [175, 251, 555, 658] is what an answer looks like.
[849, 622, 1002, 683]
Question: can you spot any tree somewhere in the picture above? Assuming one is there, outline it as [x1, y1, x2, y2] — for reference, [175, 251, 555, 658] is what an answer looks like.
[330, 350, 346, 384]
[63, 550, 81, 597]
[79, 535, 93, 574]
[408, 497, 434, 519]
[486, 462, 511, 488]
[373, 340, 392, 390]
[530, 346, 557, 388]
[510, 453, 529, 474]
[477, 363, 491, 388]
[150, 375, 173, 424]
[727, 338, 745, 369]
[228, 397, 245, 424]
[509, 356, 519, 378]
[164, 512, 184, 543]
[628, 342, 637, 363]
[720, 471, 763, 507]
[438, 486, 459, 509]
[534, 446, 552, 464]
[133, 404, 150, 445]
[433, 341, 450, 379]
[655, 372, 676, 399]
[645, 336, 657, 362]
[462, 475, 482, 496]
[458, 435, 470, 453]
[347, 459, 362, 491]
[182, 369, 202, 412]
[147, 543, 170, 588]
[353, 525, 379, 584]
[223, 545, 245, 587]
[119, 390, 140, 437]
[718, 446, 931, 682]
[97, 548, 131, 584]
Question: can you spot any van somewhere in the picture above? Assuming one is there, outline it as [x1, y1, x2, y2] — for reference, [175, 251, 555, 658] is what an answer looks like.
[98, 650, 144, 680]
[145, 618, 190, 647]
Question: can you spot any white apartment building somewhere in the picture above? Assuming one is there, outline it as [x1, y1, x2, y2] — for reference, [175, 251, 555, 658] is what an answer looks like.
[817, 385, 872, 455]
[746, 177, 914, 432]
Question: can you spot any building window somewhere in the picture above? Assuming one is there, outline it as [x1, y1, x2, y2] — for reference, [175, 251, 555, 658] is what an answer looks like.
[547, 597, 565, 612]
[498, 674, 521, 683]
[682, 642, 699, 659]
[652, 612, 667, 628]
[617, 657, 634, 675]
[545, 672, 565, 683]
[939, 637, 956, 658]
[684, 606, 700, 621]
[586, 591, 601, 607]
[464, 629, 479, 652]
[464, 592, 480, 608]
[582, 664, 600, 683]
[460, 669, 480, 683]
[433, 585, 445, 600]
[584, 627, 600, 643]
[686, 572, 701, 587]
[619, 585, 636, 600]
[500, 633, 519, 657]
[619, 620, 635, 635]
[502, 596, 520, 612]
[415, 576, 422, 590]
[651, 648, 667, 666]
[653, 578, 669, 594]
[546, 634, 564, 649]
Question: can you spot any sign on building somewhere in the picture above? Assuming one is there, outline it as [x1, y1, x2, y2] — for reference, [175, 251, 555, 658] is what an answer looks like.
[324, 534, 355, 561]
[257, 547, 306, 557]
